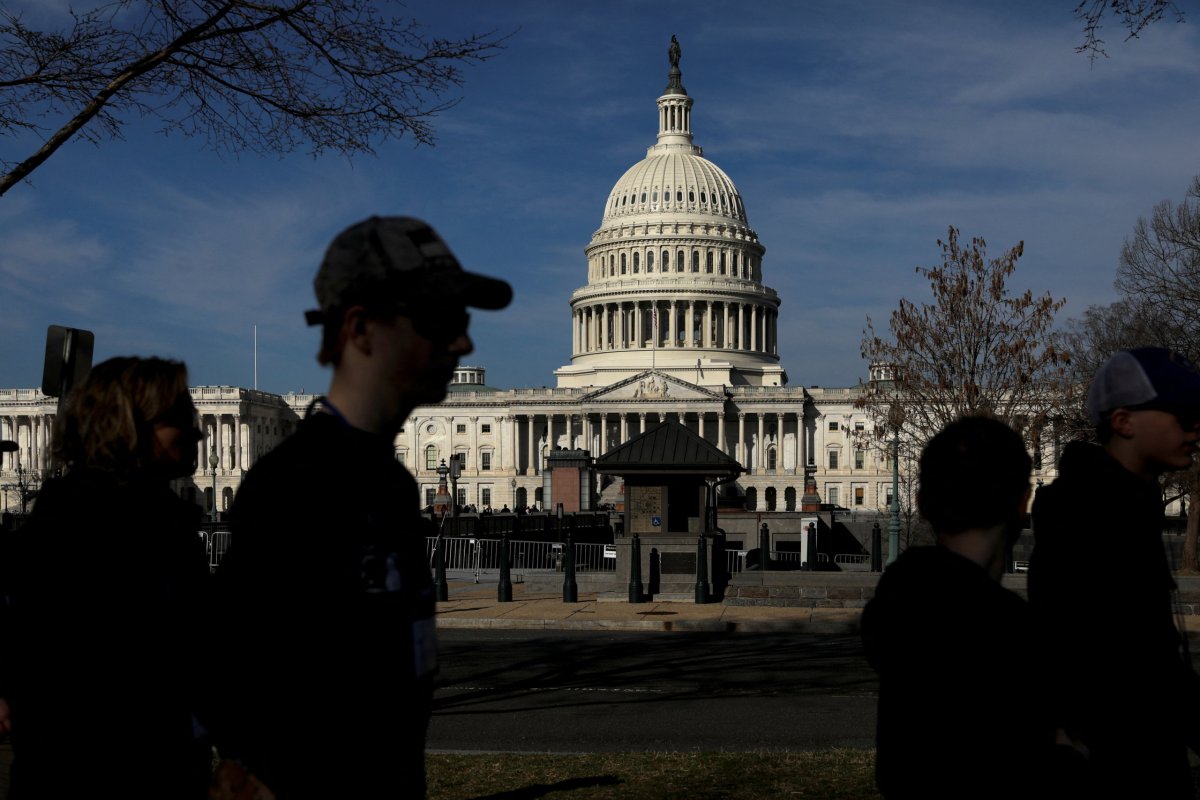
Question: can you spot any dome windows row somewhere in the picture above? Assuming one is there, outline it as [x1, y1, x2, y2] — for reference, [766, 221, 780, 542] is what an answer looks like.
[608, 185, 745, 220]
[590, 247, 760, 281]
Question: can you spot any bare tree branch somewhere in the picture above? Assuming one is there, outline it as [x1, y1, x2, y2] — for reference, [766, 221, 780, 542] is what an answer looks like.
[1074, 0, 1185, 61]
[0, 0, 511, 195]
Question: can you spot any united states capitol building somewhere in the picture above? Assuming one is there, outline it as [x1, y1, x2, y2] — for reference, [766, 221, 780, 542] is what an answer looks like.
[0, 44, 1055, 519]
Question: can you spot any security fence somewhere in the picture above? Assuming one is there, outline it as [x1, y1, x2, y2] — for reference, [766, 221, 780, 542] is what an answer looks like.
[426, 536, 616, 579]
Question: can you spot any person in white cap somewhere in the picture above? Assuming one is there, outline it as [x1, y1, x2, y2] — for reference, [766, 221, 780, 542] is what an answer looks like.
[209, 217, 511, 799]
[1030, 347, 1200, 798]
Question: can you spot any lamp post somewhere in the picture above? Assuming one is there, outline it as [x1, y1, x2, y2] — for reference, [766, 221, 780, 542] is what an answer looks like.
[209, 447, 219, 524]
[433, 459, 451, 518]
[887, 429, 900, 566]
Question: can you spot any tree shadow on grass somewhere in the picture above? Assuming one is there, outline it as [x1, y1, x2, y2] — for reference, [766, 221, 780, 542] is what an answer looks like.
[468, 775, 622, 800]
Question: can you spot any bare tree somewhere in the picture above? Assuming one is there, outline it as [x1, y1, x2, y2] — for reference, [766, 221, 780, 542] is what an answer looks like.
[859, 226, 1069, 470]
[1075, 0, 1186, 61]
[0, 0, 509, 195]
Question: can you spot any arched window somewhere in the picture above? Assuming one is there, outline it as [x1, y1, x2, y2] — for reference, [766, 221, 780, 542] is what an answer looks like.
[706, 252, 714, 273]
[633, 252, 640, 273]
[425, 445, 438, 470]
[719, 252, 726, 274]
[688, 190, 695, 203]
[621, 253, 627, 274]
[676, 190, 683, 202]
[640, 192, 647, 203]
[700, 191, 708, 205]
[692, 251, 700, 272]
[647, 251, 654, 271]
[678, 250, 685, 272]
[662, 250, 669, 270]
[765, 487, 777, 511]
[745, 487, 758, 511]
[768, 447, 778, 470]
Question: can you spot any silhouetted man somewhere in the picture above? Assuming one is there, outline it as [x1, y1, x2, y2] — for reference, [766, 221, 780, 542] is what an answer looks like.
[862, 416, 1053, 798]
[211, 217, 511, 798]
[1030, 347, 1200, 798]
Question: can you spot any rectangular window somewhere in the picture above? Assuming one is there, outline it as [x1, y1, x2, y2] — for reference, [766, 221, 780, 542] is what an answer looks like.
[456, 424, 466, 434]
[828, 451, 839, 469]
[456, 488, 467, 506]
[885, 485, 895, 507]
[481, 487, 492, 507]
[854, 487, 865, 506]
[481, 424, 492, 434]
[854, 450, 864, 470]
[425, 448, 437, 470]
[828, 486, 840, 506]
[425, 488, 436, 507]
[828, 421, 839, 431]
[481, 452, 491, 471]
[395, 451, 406, 466]
[854, 421, 865, 431]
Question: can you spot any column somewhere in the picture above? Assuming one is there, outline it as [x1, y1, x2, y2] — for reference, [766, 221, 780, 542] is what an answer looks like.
[722, 303, 730, 349]
[620, 413, 628, 444]
[601, 305, 609, 351]
[796, 411, 806, 474]
[526, 414, 535, 476]
[668, 300, 677, 347]
[703, 301, 713, 348]
[757, 413, 766, 470]
[737, 304, 745, 350]
[686, 301, 695, 347]
[1, 417, 9, 469]
[599, 413, 608, 454]
[717, 412, 726, 454]
[777, 412, 785, 472]
[635, 303, 643, 348]
[639, 413, 646, 435]
[240, 418, 250, 471]
[750, 306, 758, 352]
[737, 413, 746, 466]
[698, 411, 706, 439]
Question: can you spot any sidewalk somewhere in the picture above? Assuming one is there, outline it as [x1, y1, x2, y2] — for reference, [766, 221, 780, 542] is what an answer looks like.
[435, 580, 863, 634]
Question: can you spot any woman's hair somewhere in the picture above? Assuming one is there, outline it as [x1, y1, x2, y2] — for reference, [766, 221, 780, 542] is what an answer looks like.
[52, 357, 191, 476]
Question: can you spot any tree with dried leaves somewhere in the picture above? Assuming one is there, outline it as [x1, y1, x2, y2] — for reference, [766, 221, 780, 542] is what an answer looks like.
[858, 227, 1069, 473]
[1075, 0, 1186, 61]
[0, 1, 509, 196]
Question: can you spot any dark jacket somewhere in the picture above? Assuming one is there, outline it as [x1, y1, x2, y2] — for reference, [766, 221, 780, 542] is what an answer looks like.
[208, 412, 437, 799]
[3, 470, 210, 799]
[862, 545, 1051, 799]
[1030, 441, 1200, 797]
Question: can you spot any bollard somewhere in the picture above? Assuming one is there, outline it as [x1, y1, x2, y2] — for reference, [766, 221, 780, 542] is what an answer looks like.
[563, 529, 578, 603]
[435, 535, 449, 602]
[806, 522, 817, 570]
[498, 533, 513, 602]
[871, 522, 882, 573]
[759, 522, 770, 571]
[629, 533, 644, 603]
[695, 535, 711, 604]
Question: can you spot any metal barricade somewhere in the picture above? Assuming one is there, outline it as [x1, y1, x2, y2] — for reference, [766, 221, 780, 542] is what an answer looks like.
[209, 530, 232, 572]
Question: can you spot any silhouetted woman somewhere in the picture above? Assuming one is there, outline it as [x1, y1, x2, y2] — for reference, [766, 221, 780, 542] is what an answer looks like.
[3, 357, 210, 798]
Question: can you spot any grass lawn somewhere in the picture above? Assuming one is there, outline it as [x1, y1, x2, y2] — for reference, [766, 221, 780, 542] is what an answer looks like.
[427, 749, 881, 800]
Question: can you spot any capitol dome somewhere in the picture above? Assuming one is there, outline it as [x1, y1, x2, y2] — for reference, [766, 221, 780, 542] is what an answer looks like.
[556, 37, 786, 390]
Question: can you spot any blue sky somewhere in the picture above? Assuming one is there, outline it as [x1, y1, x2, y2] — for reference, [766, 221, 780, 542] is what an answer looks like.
[3, 1, 1199, 394]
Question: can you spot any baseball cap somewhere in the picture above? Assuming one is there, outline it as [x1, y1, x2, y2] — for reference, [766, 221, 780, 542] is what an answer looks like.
[305, 216, 512, 327]
[1086, 347, 1200, 425]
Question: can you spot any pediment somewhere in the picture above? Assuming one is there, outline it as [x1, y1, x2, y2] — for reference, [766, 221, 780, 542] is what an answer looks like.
[581, 371, 724, 402]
